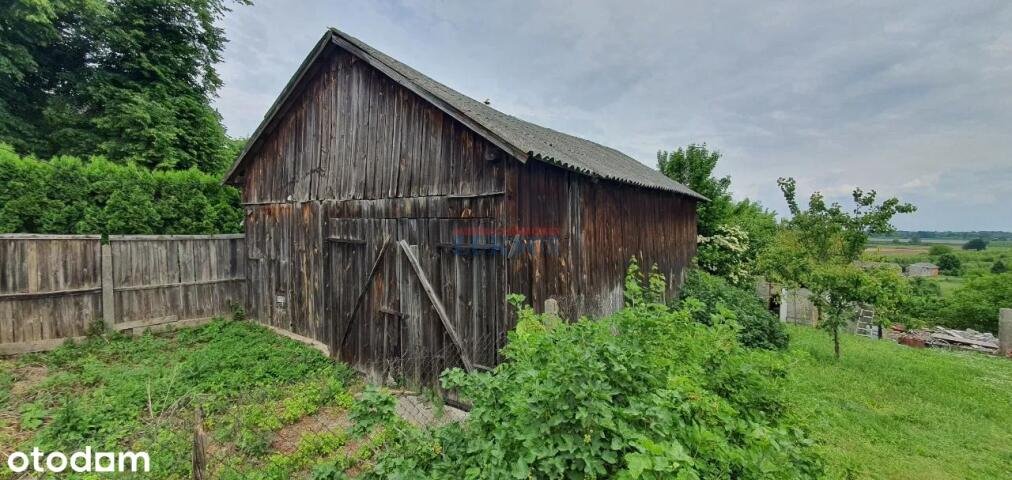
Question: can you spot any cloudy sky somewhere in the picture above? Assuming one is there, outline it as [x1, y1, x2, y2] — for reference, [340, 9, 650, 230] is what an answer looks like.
[214, 0, 1012, 231]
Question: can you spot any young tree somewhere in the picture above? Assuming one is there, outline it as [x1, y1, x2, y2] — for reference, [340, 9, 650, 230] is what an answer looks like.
[761, 178, 915, 358]
[991, 260, 1008, 274]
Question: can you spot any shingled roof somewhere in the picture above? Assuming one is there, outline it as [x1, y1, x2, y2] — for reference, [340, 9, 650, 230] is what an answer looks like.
[224, 28, 704, 200]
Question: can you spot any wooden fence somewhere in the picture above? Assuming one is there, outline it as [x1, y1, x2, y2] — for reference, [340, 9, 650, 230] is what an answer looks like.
[0, 234, 246, 355]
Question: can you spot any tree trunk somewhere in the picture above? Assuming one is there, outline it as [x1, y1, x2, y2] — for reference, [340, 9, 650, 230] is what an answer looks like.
[833, 326, 841, 359]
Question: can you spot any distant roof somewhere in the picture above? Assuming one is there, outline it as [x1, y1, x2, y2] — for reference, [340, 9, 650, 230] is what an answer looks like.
[908, 262, 939, 268]
[224, 28, 705, 200]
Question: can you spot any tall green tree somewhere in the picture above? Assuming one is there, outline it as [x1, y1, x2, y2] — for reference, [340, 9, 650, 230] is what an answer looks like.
[0, 0, 247, 173]
[657, 144, 733, 236]
[761, 178, 916, 358]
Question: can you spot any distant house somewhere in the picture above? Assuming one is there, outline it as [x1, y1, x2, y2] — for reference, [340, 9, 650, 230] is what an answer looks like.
[905, 262, 940, 277]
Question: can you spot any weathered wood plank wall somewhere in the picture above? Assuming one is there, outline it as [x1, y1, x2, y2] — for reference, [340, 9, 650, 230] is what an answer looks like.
[0, 234, 246, 355]
[0, 235, 102, 353]
[236, 40, 697, 390]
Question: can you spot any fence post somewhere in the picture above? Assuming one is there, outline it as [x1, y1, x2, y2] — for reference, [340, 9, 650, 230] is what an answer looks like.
[192, 406, 207, 480]
[999, 308, 1012, 357]
[101, 243, 115, 332]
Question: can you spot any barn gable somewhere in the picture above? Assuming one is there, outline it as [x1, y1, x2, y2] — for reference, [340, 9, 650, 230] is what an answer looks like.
[224, 28, 703, 200]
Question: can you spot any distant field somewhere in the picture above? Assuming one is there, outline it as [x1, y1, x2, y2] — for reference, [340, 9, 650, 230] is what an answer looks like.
[864, 244, 931, 257]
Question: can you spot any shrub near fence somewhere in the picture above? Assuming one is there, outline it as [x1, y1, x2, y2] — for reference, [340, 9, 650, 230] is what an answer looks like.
[0, 143, 242, 235]
[0, 234, 246, 354]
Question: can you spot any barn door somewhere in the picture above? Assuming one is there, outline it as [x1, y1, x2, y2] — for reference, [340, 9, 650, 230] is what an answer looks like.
[324, 217, 504, 388]
[325, 218, 399, 380]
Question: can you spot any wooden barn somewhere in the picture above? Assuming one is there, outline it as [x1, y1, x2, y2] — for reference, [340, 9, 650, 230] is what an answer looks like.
[223, 28, 703, 385]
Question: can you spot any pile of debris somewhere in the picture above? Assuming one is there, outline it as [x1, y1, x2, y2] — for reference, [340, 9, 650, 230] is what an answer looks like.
[894, 325, 1000, 354]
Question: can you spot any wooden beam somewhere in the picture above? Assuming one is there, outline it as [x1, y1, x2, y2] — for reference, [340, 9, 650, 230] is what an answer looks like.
[113, 315, 180, 332]
[325, 237, 366, 245]
[447, 191, 505, 199]
[397, 240, 475, 373]
[0, 234, 101, 240]
[112, 277, 245, 293]
[261, 323, 331, 357]
[0, 336, 89, 356]
[109, 234, 244, 241]
[0, 286, 101, 301]
[338, 238, 391, 348]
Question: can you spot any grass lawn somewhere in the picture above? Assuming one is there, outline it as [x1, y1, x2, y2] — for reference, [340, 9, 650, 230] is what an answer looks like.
[0, 319, 398, 479]
[786, 325, 1012, 479]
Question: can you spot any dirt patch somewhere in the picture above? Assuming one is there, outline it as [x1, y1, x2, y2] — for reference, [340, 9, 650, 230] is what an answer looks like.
[271, 406, 350, 454]
[10, 365, 49, 398]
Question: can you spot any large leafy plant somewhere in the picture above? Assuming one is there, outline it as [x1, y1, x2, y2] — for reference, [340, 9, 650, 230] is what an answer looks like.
[366, 265, 823, 479]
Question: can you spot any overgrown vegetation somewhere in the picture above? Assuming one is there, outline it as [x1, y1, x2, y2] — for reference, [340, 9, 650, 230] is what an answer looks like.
[363, 269, 823, 479]
[0, 318, 364, 478]
[678, 269, 789, 350]
[0, 143, 242, 234]
[657, 144, 778, 286]
[863, 241, 1012, 332]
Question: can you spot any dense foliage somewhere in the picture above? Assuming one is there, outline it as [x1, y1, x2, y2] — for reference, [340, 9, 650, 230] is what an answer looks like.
[0, 0, 247, 173]
[962, 238, 988, 251]
[657, 144, 732, 237]
[657, 144, 778, 284]
[0, 143, 242, 234]
[936, 253, 961, 275]
[938, 273, 1012, 333]
[364, 270, 823, 479]
[1, 318, 358, 478]
[678, 270, 789, 350]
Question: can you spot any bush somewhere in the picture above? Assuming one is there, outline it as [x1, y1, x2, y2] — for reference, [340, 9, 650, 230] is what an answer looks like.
[928, 245, 952, 256]
[0, 143, 242, 234]
[937, 253, 962, 275]
[695, 224, 754, 286]
[678, 270, 790, 350]
[366, 276, 822, 479]
[939, 273, 1012, 333]
[991, 260, 1007, 274]
[962, 238, 988, 251]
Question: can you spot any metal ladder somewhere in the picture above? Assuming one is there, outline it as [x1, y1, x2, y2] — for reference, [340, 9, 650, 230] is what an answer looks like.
[854, 305, 878, 339]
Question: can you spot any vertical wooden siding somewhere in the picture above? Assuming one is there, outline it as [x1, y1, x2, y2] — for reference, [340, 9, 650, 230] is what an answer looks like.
[240, 49, 504, 204]
[0, 235, 102, 350]
[110, 235, 246, 330]
[506, 161, 698, 321]
[0, 235, 246, 354]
